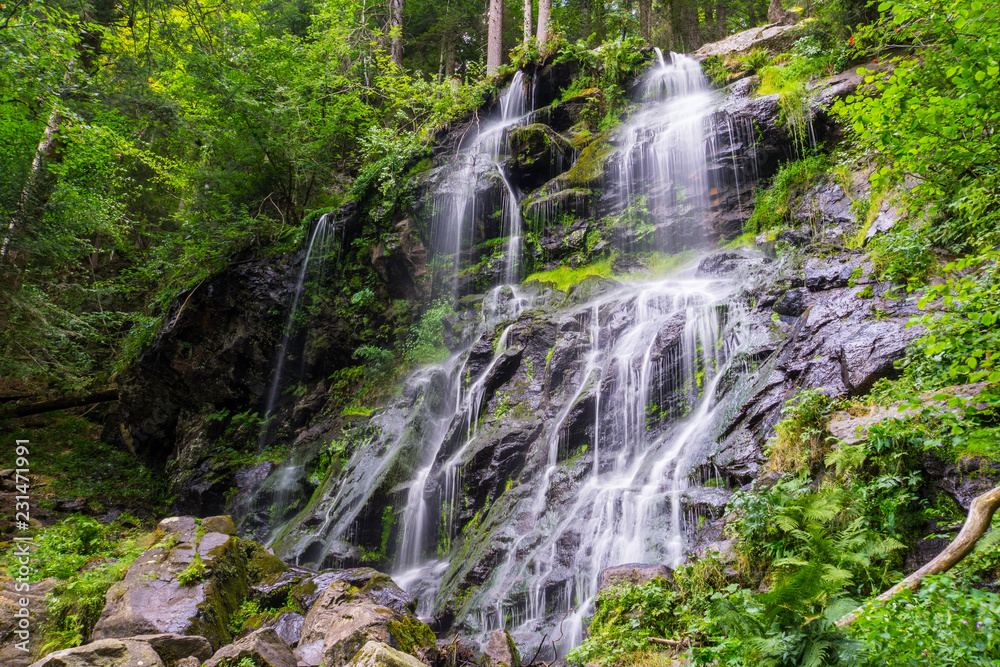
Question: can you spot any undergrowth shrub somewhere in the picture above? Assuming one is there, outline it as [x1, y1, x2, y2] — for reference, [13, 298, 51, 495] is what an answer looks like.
[849, 575, 1000, 666]
[766, 389, 834, 472]
[746, 154, 830, 235]
[1, 515, 153, 653]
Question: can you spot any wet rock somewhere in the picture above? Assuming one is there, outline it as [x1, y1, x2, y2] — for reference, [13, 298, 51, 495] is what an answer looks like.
[483, 629, 521, 667]
[270, 612, 305, 648]
[865, 201, 904, 245]
[1, 576, 57, 666]
[371, 219, 429, 301]
[791, 181, 854, 232]
[539, 89, 602, 133]
[697, 252, 750, 277]
[295, 572, 433, 667]
[564, 276, 622, 304]
[252, 571, 303, 608]
[681, 486, 733, 520]
[346, 641, 426, 667]
[204, 627, 296, 667]
[508, 124, 574, 193]
[772, 288, 805, 317]
[92, 516, 258, 650]
[29, 638, 164, 667]
[131, 634, 213, 667]
[803, 256, 864, 291]
[923, 455, 1000, 512]
[597, 564, 673, 594]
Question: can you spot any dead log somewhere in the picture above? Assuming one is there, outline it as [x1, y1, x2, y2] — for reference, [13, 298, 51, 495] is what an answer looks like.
[836, 484, 1000, 627]
[1, 386, 118, 418]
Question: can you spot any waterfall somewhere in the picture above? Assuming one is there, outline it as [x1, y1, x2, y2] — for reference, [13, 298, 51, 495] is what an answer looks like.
[256, 56, 765, 660]
[615, 50, 717, 252]
[430, 72, 530, 291]
[471, 277, 738, 652]
[258, 213, 338, 447]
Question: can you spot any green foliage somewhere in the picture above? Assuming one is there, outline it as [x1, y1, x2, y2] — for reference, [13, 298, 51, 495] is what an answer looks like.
[405, 298, 455, 365]
[849, 575, 1000, 666]
[566, 579, 680, 666]
[909, 251, 1000, 387]
[747, 154, 830, 234]
[766, 389, 835, 472]
[837, 0, 1000, 213]
[177, 552, 207, 586]
[2, 414, 170, 515]
[757, 36, 848, 149]
[524, 256, 616, 291]
[1, 515, 151, 651]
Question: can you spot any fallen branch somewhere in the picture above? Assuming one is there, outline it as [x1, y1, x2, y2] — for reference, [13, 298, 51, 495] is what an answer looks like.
[836, 483, 1000, 627]
[1, 386, 118, 419]
[647, 637, 688, 647]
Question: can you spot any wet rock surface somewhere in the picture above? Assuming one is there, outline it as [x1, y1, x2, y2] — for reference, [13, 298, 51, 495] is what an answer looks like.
[29, 638, 165, 667]
[92, 515, 283, 651]
[204, 627, 297, 667]
[295, 571, 434, 667]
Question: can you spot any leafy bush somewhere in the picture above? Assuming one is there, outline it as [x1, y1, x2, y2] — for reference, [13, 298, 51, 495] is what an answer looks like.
[849, 575, 1000, 666]
[746, 155, 830, 234]
[1, 515, 152, 652]
[566, 579, 680, 666]
[766, 389, 834, 472]
[909, 251, 1000, 387]
[405, 298, 455, 365]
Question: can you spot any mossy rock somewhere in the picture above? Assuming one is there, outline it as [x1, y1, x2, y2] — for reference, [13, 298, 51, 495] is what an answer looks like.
[91, 517, 284, 652]
[241, 538, 290, 581]
[385, 617, 435, 654]
[556, 138, 613, 187]
[508, 124, 551, 158]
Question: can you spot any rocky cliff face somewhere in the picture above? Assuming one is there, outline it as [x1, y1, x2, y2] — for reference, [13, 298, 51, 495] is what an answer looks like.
[111, 45, 921, 657]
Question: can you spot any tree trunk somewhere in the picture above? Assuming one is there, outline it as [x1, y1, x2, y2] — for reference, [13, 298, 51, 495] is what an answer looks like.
[715, 0, 727, 38]
[536, 0, 550, 46]
[389, 0, 405, 65]
[1, 387, 119, 419]
[836, 484, 1000, 627]
[639, 0, 652, 42]
[486, 0, 504, 73]
[445, 36, 457, 78]
[2, 106, 64, 260]
[523, 0, 532, 46]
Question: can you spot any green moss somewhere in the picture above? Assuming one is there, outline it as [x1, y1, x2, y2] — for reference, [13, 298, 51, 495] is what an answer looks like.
[559, 139, 613, 187]
[386, 616, 436, 654]
[524, 256, 615, 291]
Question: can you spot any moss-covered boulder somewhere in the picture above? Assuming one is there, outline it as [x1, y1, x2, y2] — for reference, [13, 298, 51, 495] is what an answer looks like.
[293, 570, 433, 667]
[91, 516, 288, 651]
[346, 641, 426, 667]
[507, 124, 575, 193]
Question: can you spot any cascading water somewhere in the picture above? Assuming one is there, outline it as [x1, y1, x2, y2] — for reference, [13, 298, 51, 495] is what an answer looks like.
[431, 72, 530, 289]
[616, 50, 717, 251]
[255, 52, 767, 660]
[258, 213, 339, 447]
[469, 278, 738, 652]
